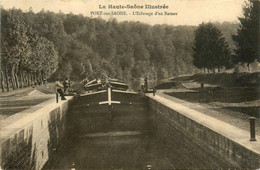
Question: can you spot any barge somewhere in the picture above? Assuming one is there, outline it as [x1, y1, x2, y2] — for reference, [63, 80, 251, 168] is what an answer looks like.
[69, 78, 150, 136]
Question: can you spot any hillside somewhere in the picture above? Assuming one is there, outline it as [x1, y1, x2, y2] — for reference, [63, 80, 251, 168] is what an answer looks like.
[1, 8, 238, 85]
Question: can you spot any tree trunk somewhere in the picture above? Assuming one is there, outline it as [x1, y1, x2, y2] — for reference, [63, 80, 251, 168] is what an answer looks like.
[15, 74, 19, 89]
[1, 71, 5, 92]
[33, 72, 36, 86]
[218, 67, 220, 72]
[37, 71, 41, 85]
[27, 72, 30, 86]
[41, 71, 44, 85]
[30, 72, 33, 86]
[23, 71, 26, 87]
[25, 72, 27, 86]
[31, 72, 33, 86]
[213, 68, 215, 74]
[11, 77, 15, 90]
[24, 72, 27, 87]
[203, 67, 206, 73]
[5, 66, 9, 92]
[29, 72, 32, 86]
[11, 67, 16, 90]
[35, 72, 37, 86]
[42, 71, 44, 85]
[26, 73, 29, 86]
[28, 72, 30, 86]
[20, 71, 24, 88]
[25, 71, 28, 86]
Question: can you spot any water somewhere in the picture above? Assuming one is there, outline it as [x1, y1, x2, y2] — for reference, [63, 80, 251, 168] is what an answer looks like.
[43, 93, 162, 169]
[46, 133, 155, 169]
[43, 91, 237, 169]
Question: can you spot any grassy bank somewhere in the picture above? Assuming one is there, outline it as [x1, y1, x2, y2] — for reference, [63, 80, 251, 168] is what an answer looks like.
[156, 72, 260, 118]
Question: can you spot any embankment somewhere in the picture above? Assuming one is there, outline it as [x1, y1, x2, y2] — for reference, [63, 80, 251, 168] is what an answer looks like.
[147, 93, 260, 169]
[0, 96, 74, 169]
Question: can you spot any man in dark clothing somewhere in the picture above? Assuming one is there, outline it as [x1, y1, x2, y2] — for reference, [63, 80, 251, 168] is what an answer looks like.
[63, 78, 69, 94]
[144, 77, 148, 92]
[56, 79, 66, 100]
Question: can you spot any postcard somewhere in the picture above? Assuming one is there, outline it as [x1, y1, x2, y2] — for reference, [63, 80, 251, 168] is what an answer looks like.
[1, 0, 259, 169]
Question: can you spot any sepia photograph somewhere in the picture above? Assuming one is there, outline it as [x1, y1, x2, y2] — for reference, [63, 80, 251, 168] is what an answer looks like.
[0, 0, 259, 169]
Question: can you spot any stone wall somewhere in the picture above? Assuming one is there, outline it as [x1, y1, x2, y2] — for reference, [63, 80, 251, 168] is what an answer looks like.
[0, 97, 73, 169]
[149, 97, 260, 169]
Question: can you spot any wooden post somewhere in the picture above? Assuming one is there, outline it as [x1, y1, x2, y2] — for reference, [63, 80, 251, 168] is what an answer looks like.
[56, 93, 59, 103]
[249, 117, 256, 141]
[153, 87, 156, 96]
[107, 86, 112, 120]
[108, 86, 111, 105]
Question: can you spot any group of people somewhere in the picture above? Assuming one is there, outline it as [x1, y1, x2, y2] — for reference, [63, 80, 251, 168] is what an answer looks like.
[55, 78, 71, 100]
[32, 78, 47, 87]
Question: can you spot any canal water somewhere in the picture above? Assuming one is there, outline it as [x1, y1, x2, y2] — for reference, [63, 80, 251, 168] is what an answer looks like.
[43, 94, 237, 169]
[45, 133, 160, 169]
[43, 94, 173, 169]
[43, 118, 173, 169]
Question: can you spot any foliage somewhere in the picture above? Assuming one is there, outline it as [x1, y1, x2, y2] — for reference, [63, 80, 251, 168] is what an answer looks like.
[1, 8, 58, 90]
[192, 23, 232, 72]
[232, 0, 260, 68]
[1, 7, 239, 90]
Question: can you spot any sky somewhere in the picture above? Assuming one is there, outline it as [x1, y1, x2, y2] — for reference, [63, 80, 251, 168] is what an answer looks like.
[1, 0, 245, 26]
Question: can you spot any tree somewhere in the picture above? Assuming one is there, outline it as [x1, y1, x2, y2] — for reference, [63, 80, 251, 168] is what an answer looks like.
[232, 0, 260, 71]
[26, 27, 58, 84]
[31, 10, 71, 79]
[1, 9, 31, 90]
[0, 8, 59, 91]
[3, 8, 239, 87]
[192, 23, 231, 72]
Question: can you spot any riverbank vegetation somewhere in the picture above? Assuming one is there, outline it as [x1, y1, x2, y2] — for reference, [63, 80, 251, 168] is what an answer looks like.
[192, 0, 259, 73]
[1, 0, 258, 92]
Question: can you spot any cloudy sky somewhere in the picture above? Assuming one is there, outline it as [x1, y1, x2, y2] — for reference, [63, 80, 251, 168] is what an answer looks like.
[1, 0, 245, 25]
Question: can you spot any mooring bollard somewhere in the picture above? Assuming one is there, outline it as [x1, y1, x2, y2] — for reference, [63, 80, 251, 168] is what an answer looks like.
[249, 117, 256, 141]
[56, 93, 59, 103]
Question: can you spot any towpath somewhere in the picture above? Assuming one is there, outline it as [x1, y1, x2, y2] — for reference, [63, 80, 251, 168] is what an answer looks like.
[0, 86, 54, 121]
[146, 89, 260, 168]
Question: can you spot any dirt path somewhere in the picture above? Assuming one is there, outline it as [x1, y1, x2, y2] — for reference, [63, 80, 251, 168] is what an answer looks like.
[0, 86, 54, 120]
